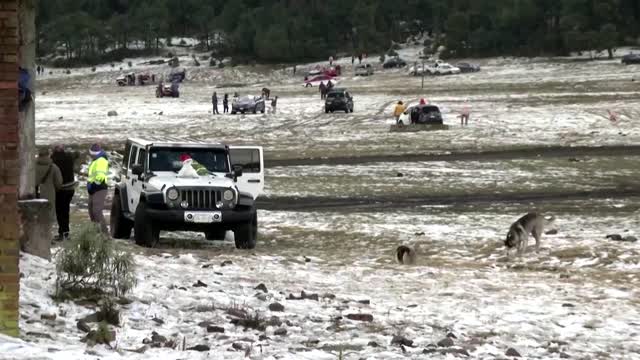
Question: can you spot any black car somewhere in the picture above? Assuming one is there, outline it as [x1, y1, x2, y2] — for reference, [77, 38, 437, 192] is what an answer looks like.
[383, 57, 407, 69]
[231, 96, 266, 114]
[456, 62, 481, 73]
[325, 88, 353, 113]
[408, 104, 443, 124]
[622, 53, 640, 65]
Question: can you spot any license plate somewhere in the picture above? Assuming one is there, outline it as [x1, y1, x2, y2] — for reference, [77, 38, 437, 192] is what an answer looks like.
[184, 211, 222, 223]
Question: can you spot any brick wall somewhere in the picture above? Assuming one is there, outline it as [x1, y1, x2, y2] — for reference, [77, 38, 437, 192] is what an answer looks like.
[0, 0, 20, 337]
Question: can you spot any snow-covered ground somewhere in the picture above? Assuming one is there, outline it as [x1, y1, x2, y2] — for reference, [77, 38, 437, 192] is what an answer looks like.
[36, 50, 640, 159]
[7, 47, 639, 359]
[6, 199, 640, 359]
[264, 156, 640, 198]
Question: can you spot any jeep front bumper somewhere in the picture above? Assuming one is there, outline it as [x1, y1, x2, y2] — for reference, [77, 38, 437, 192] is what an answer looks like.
[143, 207, 254, 231]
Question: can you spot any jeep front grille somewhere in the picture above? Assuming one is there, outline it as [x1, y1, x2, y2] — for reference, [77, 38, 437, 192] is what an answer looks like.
[181, 189, 222, 210]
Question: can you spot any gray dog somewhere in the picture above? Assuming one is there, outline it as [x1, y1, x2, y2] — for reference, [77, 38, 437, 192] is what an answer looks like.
[505, 212, 555, 255]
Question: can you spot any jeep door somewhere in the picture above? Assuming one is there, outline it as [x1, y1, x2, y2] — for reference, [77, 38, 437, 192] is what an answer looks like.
[127, 145, 147, 213]
[229, 146, 264, 199]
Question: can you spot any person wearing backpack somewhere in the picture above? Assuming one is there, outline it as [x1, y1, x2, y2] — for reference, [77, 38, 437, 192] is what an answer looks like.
[51, 145, 77, 241]
[35, 147, 62, 225]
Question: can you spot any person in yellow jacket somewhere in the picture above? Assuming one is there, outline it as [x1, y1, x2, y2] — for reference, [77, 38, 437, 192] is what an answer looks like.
[87, 143, 109, 234]
[393, 100, 406, 124]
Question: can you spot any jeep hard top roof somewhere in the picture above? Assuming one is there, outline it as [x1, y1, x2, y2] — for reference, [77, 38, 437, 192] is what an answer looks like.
[128, 137, 227, 150]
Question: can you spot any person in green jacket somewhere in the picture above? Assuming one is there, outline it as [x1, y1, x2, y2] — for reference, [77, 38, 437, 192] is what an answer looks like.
[87, 143, 109, 235]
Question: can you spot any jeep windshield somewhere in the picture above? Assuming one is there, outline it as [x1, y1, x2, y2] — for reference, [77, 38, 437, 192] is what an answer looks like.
[326, 92, 344, 99]
[149, 147, 229, 173]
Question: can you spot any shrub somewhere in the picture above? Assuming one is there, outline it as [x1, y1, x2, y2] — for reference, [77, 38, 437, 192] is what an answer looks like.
[209, 58, 216, 67]
[55, 224, 136, 298]
[127, 61, 132, 67]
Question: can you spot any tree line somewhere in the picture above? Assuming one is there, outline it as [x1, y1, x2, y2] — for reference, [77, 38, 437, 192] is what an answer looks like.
[36, 0, 640, 65]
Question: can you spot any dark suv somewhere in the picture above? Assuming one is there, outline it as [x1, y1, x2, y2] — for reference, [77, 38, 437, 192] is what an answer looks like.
[409, 104, 443, 124]
[325, 88, 354, 113]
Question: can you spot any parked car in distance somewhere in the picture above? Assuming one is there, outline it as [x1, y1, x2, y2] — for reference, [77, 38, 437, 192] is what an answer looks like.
[622, 53, 640, 65]
[355, 63, 374, 76]
[456, 62, 481, 73]
[426, 62, 461, 75]
[303, 74, 338, 87]
[231, 96, 266, 114]
[324, 88, 354, 113]
[383, 57, 407, 69]
[398, 104, 443, 125]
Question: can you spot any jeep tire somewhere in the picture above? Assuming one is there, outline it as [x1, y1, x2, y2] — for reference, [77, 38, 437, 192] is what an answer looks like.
[205, 228, 227, 241]
[134, 201, 159, 247]
[110, 193, 133, 239]
[234, 212, 257, 249]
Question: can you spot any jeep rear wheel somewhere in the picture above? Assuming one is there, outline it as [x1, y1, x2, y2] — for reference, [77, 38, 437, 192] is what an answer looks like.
[205, 228, 227, 241]
[234, 212, 257, 249]
[134, 202, 159, 247]
[110, 193, 133, 239]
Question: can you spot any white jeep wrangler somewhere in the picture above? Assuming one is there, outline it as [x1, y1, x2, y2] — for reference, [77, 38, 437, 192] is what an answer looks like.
[110, 138, 264, 249]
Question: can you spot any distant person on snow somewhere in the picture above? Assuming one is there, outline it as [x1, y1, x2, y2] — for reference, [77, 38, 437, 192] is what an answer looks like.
[326, 80, 334, 90]
[419, 98, 427, 105]
[262, 87, 271, 99]
[393, 101, 405, 124]
[212, 91, 219, 114]
[223, 94, 229, 113]
[607, 109, 619, 124]
[271, 96, 278, 114]
[319, 82, 327, 99]
[459, 101, 471, 126]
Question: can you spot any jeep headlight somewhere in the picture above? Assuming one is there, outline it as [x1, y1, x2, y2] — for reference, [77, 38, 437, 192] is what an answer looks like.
[167, 187, 179, 201]
[223, 189, 234, 201]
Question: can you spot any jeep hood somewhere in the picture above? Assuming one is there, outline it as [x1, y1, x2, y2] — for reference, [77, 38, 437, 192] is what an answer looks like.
[147, 172, 236, 190]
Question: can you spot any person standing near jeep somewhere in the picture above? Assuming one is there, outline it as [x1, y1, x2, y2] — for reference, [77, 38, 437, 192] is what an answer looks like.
[36, 147, 62, 225]
[87, 144, 109, 235]
[51, 145, 77, 241]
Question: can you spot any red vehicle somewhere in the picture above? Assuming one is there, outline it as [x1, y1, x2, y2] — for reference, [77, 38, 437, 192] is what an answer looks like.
[303, 74, 338, 87]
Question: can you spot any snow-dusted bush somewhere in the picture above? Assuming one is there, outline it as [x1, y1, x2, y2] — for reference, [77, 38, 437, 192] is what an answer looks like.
[55, 224, 136, 298]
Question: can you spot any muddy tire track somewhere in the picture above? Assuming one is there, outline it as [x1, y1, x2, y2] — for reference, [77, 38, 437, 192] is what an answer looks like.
[266, 145, 640, 167]
[257, 188, 640, 211]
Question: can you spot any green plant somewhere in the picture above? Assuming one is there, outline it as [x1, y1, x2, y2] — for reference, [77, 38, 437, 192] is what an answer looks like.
[56, 224, 136, 298]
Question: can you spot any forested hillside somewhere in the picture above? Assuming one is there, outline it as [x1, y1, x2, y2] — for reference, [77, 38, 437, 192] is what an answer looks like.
[37, 0, 640, 65]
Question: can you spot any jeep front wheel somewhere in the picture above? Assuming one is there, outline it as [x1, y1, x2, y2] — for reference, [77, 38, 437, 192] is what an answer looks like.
[234, 212, 257, 249]
[205, 228, 227, 241]
[134, 201, 159, 247]
[110, 192, 133, 239]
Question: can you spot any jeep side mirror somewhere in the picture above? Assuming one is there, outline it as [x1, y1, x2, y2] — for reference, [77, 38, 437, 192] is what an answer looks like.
[232, 164, 243, 179]
[132, 164, 144, 176]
